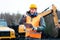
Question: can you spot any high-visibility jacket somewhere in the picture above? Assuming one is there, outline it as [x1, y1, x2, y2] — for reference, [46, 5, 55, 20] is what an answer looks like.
[19, 12, 46, 38]
[25, 14, 42, 38]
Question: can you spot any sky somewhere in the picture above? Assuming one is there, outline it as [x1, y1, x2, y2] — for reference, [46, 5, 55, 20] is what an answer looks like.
[0, 0, 60, 14]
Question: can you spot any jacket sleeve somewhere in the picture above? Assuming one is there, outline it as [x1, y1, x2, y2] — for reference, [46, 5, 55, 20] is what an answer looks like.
[19, 15, 26, 24]
[37, 17, 46, 31]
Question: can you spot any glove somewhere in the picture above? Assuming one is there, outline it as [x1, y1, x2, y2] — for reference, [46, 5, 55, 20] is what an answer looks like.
[37, 26, 45, 32]
[37, 28, 42, 32]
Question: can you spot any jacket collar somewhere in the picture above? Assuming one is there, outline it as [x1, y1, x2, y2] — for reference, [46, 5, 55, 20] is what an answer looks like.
[26, 11, 38, 18]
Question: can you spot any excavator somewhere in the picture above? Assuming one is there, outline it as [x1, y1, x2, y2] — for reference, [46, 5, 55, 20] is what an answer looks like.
[18, 4, 60, 39]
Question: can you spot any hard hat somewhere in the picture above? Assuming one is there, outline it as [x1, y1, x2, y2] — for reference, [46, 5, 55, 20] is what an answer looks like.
[30, 4, 37, 9]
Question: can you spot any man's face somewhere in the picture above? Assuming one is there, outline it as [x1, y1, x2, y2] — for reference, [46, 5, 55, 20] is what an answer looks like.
[30, 8, 37, 14]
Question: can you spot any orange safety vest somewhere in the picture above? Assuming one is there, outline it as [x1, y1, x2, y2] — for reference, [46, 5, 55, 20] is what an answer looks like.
[25, 14, 42, 38]
[26, 14, 41, 27]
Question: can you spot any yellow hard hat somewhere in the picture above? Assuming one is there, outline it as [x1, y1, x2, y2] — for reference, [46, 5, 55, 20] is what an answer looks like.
[30, 4, 37, 9]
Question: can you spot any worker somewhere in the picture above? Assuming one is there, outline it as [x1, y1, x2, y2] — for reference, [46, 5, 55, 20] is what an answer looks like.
[19, 4, 46, 40]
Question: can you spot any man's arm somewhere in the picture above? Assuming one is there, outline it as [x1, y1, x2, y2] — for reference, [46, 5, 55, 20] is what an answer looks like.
[37, 17, 46, 31]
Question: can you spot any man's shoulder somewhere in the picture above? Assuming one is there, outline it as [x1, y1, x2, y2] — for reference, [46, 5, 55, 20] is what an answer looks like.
[22, 14, 27, 18]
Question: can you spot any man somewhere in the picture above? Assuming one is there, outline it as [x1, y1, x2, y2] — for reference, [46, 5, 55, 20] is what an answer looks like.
[19, 4, 46, 40]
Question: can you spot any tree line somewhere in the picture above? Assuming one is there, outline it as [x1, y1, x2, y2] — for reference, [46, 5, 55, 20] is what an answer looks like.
[0, 12, 22, 26]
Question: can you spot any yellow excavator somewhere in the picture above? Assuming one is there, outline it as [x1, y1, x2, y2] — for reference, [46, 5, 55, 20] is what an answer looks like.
[18, 4, 60, 38]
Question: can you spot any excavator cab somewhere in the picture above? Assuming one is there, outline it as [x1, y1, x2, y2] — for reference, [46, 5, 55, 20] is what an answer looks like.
[43, 13, 58, 38]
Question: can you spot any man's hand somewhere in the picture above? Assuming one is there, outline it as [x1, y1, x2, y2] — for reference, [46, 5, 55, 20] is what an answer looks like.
[33, 27, 37, 30]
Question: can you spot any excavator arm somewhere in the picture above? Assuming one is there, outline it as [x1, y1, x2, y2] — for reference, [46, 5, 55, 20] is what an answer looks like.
[38, 10, 52, 17]
[38, 4, 58, 26]
[52, 5, 58, 25]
